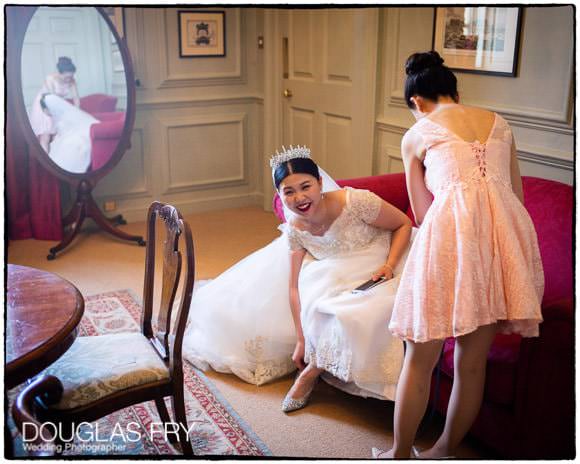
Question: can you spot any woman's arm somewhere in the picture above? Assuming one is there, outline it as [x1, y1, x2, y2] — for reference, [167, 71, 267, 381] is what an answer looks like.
[70, 81, 80, 107]
[44, 74, 57, 93]
[402, 129, 432, 226]
[509, 138, 524, 205]
[370, 201, 412, 281]
[289, 248, 307, 369]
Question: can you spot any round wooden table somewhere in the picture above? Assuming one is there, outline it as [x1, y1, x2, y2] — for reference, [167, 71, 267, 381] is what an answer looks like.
[6, 264, 84, 389]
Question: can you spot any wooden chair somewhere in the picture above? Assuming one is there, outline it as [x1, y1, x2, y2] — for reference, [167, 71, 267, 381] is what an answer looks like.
[12, 202, 195, 456]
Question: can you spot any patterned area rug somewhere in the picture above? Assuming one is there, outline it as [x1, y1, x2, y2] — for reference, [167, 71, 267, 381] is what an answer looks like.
[9, 289, 271, 457]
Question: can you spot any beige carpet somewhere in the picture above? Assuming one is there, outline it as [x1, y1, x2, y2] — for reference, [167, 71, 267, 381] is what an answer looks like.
[7, 206, 486, 459]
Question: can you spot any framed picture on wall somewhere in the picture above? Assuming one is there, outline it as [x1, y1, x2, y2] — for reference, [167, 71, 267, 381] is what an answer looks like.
[433, 7, 522, 76]
[178, 10, 226, 58]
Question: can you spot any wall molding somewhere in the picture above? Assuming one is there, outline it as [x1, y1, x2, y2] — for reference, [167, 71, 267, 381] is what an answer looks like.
[517, 149, 574, 171]
[136, 94, 263, 111]
[157, 8, 245, 89]
[157, 113, 248, 195]
[376, 119, 573, 172]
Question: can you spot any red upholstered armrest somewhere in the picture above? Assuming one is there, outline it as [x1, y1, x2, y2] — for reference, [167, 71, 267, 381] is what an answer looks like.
[90, 115, 125, 140]
[93, 111, 124, 122]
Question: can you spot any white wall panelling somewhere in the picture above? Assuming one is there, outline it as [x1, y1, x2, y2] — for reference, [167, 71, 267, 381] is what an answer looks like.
[92, 6, 572, 223]
[92, 8, 264, 222]
[158, 113, 248, 194]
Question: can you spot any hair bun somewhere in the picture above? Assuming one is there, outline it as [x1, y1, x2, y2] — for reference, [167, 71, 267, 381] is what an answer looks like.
[405, 51, 445, 75]
[57, 56, 73, 66]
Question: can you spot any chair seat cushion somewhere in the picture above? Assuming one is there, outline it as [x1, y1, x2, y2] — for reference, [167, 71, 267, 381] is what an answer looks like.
[42, 333, 169, 410]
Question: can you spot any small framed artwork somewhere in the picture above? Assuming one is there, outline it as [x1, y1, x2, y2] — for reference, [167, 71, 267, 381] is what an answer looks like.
[433, 7, 522, 76]
[178, 10, 226, 58]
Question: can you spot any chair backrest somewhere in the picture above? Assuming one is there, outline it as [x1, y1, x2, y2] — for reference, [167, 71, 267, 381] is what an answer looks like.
[141, 202, 195, 376]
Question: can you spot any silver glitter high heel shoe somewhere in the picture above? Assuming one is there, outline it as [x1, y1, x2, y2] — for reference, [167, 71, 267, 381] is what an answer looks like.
[281, 377, 318, 413]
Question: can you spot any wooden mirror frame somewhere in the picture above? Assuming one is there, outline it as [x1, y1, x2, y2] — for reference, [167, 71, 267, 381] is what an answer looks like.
[7, 6, 145, 259]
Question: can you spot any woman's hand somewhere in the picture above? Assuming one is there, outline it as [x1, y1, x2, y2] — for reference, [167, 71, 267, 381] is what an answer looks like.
[372, 263, 394, 281]
[292, 338, 306, 371]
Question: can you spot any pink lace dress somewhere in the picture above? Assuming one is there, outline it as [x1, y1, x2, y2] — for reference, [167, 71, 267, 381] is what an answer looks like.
[29, 76, 76, 136]
[389, 113, 544, 342]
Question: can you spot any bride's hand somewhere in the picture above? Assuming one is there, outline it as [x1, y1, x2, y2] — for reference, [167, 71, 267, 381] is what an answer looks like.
[292, 339, 306, 371]
[372, 264, 394, 281]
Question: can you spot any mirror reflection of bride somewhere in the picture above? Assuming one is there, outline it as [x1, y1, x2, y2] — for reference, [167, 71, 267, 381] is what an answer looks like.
[29, 56, 81, 153]
[40, 94, 97, 173]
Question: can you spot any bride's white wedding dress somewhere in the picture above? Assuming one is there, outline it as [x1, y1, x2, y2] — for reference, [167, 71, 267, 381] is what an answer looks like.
[183, 187, 409, 400]
[42, 94, 97, 173]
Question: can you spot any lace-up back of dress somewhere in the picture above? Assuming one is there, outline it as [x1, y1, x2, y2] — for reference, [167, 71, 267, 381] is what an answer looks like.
[413, 113, 513, 194]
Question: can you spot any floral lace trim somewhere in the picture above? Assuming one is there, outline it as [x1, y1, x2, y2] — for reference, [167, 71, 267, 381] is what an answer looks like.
[244, 336, 296, 385]
[304, 333, 353, 383]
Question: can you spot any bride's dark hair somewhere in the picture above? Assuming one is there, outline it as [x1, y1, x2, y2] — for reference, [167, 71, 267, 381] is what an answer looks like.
[404, 51, 458, 109]
[274, 158, 321, 190]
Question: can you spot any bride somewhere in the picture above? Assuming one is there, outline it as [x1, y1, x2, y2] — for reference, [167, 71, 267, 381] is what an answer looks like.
[39, 94, 97, 173]
[183, 146, 413, 411]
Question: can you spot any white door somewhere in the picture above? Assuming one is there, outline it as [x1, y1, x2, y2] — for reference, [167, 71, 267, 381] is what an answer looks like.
[280, 9, 378, 180]
[21, 7, 113, 112]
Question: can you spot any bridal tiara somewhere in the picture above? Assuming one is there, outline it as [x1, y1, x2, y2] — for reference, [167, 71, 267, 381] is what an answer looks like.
[269, 145, 311, 171]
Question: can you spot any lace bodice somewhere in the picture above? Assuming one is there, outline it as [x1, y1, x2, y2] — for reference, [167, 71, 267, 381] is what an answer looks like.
[412, 113, 513, 195]
[279, 187, 389, 259]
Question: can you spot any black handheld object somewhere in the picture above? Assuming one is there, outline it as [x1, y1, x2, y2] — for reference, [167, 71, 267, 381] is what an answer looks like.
[352, 277, 387, 293]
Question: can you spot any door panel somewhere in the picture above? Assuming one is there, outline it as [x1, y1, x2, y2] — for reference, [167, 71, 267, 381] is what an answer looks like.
[281, 8, 377, 180]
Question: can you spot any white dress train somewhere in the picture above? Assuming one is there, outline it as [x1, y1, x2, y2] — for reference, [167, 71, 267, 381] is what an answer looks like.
[183, 187, 409, 400]
[42, 94, 97, 173]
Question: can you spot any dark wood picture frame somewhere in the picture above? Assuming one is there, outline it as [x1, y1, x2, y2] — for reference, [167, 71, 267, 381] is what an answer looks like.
[432, 7, 523, 77]
[178, 10, 226, 58]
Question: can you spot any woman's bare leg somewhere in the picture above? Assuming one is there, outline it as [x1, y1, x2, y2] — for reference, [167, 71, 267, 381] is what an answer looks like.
[379, 338, 444, 458]
[419, 323, 497, 458]
[287, 362, 323, 399]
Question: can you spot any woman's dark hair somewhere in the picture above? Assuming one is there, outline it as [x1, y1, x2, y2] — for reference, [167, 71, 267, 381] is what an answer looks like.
[404, 51, 458, 109]
[56, 56, 76, 74]
[274, 157, 320, 190]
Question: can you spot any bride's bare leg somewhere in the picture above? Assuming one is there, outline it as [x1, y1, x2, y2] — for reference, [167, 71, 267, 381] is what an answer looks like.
[288, 362, 323, 399]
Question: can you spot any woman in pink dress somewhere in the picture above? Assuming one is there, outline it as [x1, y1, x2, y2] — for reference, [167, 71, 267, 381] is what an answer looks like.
[29, 56, 80, 153]
[373, 51, 544, 458]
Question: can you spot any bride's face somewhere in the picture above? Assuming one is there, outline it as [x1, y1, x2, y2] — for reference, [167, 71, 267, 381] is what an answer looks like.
[279, 173, 323, 218]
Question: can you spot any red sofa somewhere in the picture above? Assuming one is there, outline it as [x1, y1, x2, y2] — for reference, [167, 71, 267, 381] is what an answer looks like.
[273, 172, 573, 459]
[80, 93, 118, 115]
[89, 112, 125, 170]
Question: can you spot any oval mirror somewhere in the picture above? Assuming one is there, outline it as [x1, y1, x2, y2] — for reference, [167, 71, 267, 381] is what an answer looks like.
[9, 6, 144, 258]
[20, 6, 133, 179]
